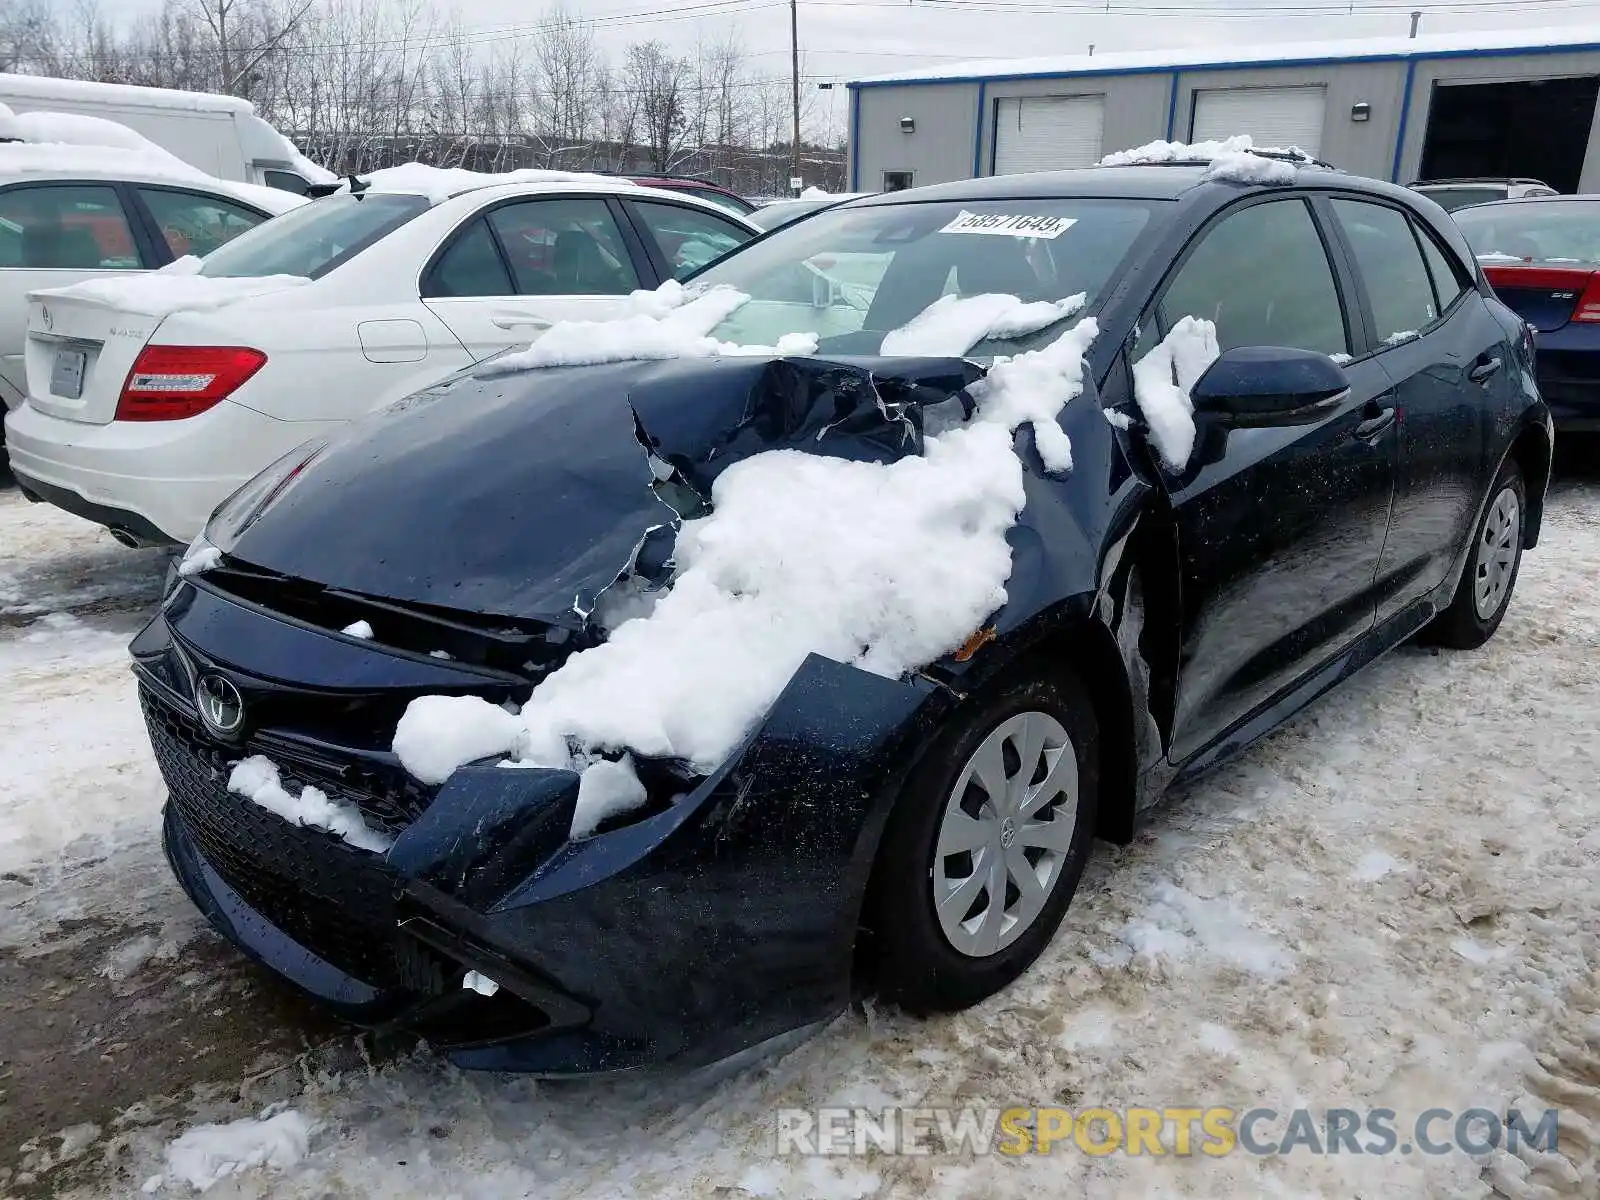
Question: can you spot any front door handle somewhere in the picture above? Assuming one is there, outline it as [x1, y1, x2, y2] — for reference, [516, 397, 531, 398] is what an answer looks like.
[1469, 356, 1503, 384]
[490, 310, 554, 331]
[1353, 405, 1396, 443]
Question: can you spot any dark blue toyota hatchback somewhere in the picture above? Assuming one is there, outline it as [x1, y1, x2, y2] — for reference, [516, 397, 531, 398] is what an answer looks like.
[135, 157, 1552, 1075]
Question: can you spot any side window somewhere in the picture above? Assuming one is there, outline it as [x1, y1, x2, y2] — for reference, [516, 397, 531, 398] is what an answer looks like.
[1414, 222, 1471, 314]
[0, 184, 142, 270]
[631, 199, 753, 279]
[137, 188, 268, 259]
[486, 198, 639, 296]
[263, 170, 311, 196]
[1159, 198, 1349, 357]
[1330, 198, 1439, 344]
[425, 217, 513, 298]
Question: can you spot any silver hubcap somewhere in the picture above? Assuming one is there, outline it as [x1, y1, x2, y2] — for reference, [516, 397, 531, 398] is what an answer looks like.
[932, 711, 1077, 958]
[1473, 486, 1520, 620]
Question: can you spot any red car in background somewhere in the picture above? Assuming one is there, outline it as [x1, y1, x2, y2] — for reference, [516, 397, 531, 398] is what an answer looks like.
[624, 175, 756, 217]
[1453, 197, 1600, 434]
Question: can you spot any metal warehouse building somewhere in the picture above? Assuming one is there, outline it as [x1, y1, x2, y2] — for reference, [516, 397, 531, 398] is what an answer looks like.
[846, 27, 1600, 193]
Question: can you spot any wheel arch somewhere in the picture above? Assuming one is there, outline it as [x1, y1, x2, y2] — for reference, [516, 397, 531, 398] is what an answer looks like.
[1507, 419, 1552, 549]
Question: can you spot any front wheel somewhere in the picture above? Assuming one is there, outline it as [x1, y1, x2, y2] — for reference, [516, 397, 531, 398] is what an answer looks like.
[1424, 460, 1525, 650]
[868, 673, 1098, 1014]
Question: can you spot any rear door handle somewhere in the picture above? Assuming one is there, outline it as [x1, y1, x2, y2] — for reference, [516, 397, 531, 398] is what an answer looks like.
[1353, 406, 1396, 443]
[1469, 356, 1503, 384]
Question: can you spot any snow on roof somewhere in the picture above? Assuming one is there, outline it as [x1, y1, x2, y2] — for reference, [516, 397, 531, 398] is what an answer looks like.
[0, 139, 213, 184]
[0, 105, 308, 212]
[0, 70, 252, 114]
[236, 112, 335, 184]
[1099, 135, 1305, 183]
[849, 25, 1600, 86]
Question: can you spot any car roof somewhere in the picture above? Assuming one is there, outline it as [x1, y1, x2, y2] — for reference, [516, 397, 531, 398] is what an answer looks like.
[847, 162, 1365, 206]
[408, 177, 760, 226]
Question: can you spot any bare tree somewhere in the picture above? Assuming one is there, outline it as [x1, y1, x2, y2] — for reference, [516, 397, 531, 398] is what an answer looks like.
[532, 5, 604, 167]
[621, 39, 692, 174]
[0, 0, 847, 187]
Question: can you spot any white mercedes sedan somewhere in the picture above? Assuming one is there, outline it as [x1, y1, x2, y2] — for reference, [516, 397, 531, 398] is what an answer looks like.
[4, 167, 757, 543]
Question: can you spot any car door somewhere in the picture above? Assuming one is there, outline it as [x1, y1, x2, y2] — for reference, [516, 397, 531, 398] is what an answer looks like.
[622, 197, 756, 281]
[421, 195, 648, 362]
[0, 181, 156, 411]
[1322, 195, 1504, 623]
[1141, 195, 1399, 764]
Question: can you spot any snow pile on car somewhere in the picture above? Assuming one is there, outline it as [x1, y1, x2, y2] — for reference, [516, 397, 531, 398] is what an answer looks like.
[227, 756, 393, 854]
[880, 291, 1084, 357]
[1130, 314, 1220, 471]
[32, 253, 310, 317]
[481, 282, 817, 372]
[393, 287, 1098, 838]
[1099, 134, 1306, 185]
[0, 102, 227, 185]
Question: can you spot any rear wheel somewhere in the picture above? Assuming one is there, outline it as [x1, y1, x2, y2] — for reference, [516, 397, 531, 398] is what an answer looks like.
[869, 673, 1098, 1013]
[1424, 460, 1525, 650]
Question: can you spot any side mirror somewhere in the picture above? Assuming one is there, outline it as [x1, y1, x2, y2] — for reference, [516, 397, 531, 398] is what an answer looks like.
[1191, 346, 1350, 427]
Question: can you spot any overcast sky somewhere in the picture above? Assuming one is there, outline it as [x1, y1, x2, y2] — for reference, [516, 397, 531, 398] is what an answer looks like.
[56, 0, 1600, 141]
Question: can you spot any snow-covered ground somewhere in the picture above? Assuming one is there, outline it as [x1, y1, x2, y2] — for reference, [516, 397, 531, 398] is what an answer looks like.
[2, 476, 1597, 1198]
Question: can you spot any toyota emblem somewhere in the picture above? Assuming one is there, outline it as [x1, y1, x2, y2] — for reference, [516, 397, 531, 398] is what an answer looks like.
[40, 305, 52, 330]
[196, 673, 245, 737]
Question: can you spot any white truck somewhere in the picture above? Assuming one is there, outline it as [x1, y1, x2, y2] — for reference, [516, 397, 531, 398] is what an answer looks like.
[0, 73, 332, 194]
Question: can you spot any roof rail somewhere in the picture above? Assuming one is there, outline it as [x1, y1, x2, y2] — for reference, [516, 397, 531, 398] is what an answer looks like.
[1113, 147, 1339, 171]
[1408, 176, 1551, 187]
[604, 170, 726, 185]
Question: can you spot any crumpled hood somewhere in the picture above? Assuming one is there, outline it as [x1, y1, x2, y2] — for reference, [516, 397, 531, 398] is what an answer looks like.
[220, 354, 986, 625]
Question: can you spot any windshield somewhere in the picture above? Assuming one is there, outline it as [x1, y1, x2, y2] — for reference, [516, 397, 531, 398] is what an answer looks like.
[692, 197, 1163, 356]
[199, 192, 429, 279]
[1452, 200, 1600, 264]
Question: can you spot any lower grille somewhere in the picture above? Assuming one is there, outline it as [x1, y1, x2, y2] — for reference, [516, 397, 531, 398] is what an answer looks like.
[143, 686, 444, 993]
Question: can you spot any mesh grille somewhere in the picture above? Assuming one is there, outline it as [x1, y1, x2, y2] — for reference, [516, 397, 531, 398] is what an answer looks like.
[143, 686, 443, 993]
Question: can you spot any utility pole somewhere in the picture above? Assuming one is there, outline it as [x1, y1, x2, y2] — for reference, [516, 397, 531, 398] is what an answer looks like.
[790, 0, 802, 194]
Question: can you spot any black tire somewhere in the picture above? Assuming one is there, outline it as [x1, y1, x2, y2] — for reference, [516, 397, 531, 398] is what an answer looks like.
[1424, 459, 1526, 650]
[868, 671, 1098, 1014]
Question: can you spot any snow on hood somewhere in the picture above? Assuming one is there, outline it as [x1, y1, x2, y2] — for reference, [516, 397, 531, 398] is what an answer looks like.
[881, 291, 1085, 357]
[1099, 135, 1306, 185]
[391, 285, 1099, 836]
[349, 162, 617, 205]
[479, 282, 819, 372]
[31, 255, 309, 318]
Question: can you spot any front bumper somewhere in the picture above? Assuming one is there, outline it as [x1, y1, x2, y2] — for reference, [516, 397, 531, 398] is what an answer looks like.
[3, 400, 343, 543]
[140, 582, 940, 1073]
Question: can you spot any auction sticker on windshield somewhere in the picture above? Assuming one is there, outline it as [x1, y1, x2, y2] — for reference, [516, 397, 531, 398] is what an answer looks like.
[939, 212, 1077, 239]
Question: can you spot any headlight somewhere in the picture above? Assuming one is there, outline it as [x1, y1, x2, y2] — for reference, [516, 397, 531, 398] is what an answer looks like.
[205, 437, 329, 552]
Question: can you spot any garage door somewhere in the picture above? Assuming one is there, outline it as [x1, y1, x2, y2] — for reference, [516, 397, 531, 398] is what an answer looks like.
[993, 95, 1105, 174]
[1191, 86, 1326, 157]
